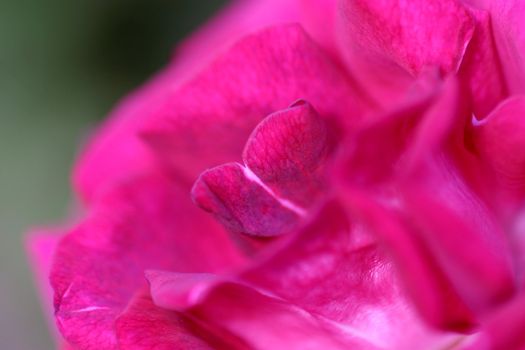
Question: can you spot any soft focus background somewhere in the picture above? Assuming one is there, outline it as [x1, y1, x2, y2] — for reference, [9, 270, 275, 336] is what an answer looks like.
[0, 1, 225, 348]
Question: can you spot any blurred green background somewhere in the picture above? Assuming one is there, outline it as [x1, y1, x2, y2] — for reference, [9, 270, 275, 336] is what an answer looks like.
[0, 0, 225, 348]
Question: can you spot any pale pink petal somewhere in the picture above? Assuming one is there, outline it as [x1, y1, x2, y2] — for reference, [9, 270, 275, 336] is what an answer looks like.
[51, 173, 244, 349]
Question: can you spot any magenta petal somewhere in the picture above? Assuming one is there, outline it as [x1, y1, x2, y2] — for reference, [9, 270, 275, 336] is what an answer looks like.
[142, 24, 361, 183]
[51, 173, 244, 349]
[192, 162, 300, 237]
[115, 290, 234, 350]
[73, 1, 304, 203]
[466, 294, 525, 350]
[489, 0, 525, 94]
[170, 0, 301, 82]
[243, 100, 331, 207]
[337, 0, 474, 104]
[342, 74, 455, 186]
[348, 156, 515, 331]
[340, 74, 516, 330]
[401, 157, 515, 309]
[341, 192, 476, 332]
[149, 202, 460, 349]
[458, 8, 508, 118]
[240, 201, 458, 348]
[343, 0, 474, 74]
[73, 65, 179, 204]
[474, 96, 525, 198]
[148, 272, 377, 350]
[26, 232, 72, 349]
[299, 0, 339, 55]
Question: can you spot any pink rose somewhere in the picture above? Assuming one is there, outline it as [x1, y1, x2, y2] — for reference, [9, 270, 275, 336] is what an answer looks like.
[28, 0, 525, 349]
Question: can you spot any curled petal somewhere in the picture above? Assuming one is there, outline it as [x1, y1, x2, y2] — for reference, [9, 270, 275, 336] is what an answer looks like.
[192, 162, 301, 237]
[243, 100, 331, 207]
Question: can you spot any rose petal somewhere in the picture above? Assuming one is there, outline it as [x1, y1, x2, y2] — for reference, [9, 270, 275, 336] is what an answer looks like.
[26, 232, 72, 350]
[243, 100, 331, 207]
[464, 293, 525, 350]
[400, 156, 515, 311]
[299, 0, 339, 55]
[171, 0, 301, 82]
[192, 162, 301, 237]
[115, 290, 240, 350]
[489, 0, 525, 94]
[458, 8, 508, 118]
[51, 173, 244, 349]
[341, 75, 515, 330]
[337, 0, 474, 105]
[473, 96, 525, 200]
[241, 201, 459, 349]
[343, 192, 476, 331]
[141, 24, 362, 185]
[149, 202, 460, 349]
[148, 273, 377, 350]
[73, 0, 303, 204]
[72, 65, 178, 204]
[341, 74, 457, 186]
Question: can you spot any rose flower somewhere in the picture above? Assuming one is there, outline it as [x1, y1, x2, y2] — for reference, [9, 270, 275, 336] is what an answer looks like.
[27, 0, 525, 349]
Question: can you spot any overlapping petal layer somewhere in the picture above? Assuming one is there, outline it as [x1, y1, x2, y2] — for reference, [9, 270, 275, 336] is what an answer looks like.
[73, 0, 306, 203]
[26, 0, 525, 349]
[337, 0, 475, 104]
[192, 100, 332, 237]
[115, 290, 242, 350]
[473, 96, 525, 201]
[341, 76, 515, 330]
[147, 202, 460, 349]
[141, 24, 362, 185]
[243, 100, 331, 207]
[50, 173, 243, 349]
